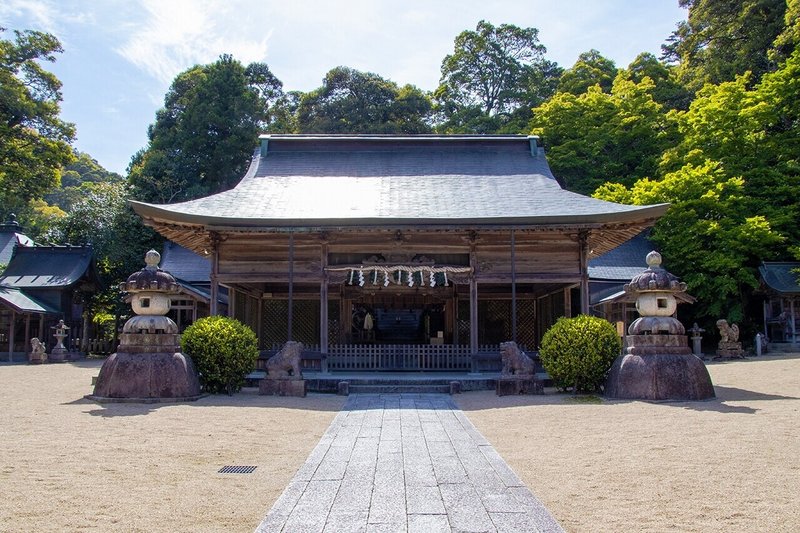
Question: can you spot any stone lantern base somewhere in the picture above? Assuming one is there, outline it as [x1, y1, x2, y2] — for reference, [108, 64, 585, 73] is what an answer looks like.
[605, 351, 715, 401]
[87, 350, 202, 403]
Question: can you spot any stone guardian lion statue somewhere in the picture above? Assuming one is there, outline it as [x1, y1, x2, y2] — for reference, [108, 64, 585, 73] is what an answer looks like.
[266, 341, 303, 379]
[716, 319, 740, 343]
[500, 341, 535, 377]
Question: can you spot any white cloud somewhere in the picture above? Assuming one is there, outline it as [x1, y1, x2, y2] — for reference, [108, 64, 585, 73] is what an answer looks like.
[116, 0, 271, 84]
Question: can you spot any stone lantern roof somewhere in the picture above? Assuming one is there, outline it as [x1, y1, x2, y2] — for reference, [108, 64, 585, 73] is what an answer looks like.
[120, 250, 180, 293]
[623, 251, 687, 294]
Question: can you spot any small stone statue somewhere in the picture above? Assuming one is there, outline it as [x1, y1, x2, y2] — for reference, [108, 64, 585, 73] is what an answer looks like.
[29, 337, 47, 364]
[499, 341, 535, 377]
[261, 341, 306, 397]
[716, 319, 744, 358]
[266, 341, 304, 379]
[716, 319, 739, 343]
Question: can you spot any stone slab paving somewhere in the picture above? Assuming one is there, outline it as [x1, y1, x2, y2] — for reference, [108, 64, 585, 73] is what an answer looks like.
[256, 394, 563, 533]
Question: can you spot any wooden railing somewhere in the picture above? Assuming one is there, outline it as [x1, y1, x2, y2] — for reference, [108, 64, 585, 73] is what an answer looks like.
[260, 343, 511, 373]
[69, 338, 118, 355]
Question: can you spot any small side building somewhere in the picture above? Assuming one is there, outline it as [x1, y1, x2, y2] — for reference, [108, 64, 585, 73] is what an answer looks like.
[0, 245, 100, 361]
[759, 262, 800, 348]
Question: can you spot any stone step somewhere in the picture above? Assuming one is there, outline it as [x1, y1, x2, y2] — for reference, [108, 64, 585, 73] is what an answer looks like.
[347, 384, 451, 394]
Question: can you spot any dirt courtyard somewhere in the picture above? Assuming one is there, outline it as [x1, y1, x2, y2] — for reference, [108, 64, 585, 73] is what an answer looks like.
[1, 355, 798, 532]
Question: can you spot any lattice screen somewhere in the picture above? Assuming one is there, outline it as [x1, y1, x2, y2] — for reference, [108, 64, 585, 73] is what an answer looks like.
[517, 299, 537, 349]
[261, 300, 321, 348]
[480, 300, 512, 345]
[457, 300, 470, 345]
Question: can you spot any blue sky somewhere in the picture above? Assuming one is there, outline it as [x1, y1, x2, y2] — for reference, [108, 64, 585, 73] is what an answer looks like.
[1, 0, 687, 175]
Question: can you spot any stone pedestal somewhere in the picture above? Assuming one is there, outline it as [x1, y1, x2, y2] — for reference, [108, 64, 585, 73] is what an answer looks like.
[449, 381, 462, 395]
[496, 377, 543, 396]
[260, 379, 307, 397]
[48, 348, 67, 362]
[605, 353, 715, 401]
[716, 341, 744, 358]
[337, 381, 350, 396]
[89, 351, 202, 401]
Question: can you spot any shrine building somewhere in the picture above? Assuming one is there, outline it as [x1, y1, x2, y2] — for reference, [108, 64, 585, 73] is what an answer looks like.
[131, 134, 667, 372]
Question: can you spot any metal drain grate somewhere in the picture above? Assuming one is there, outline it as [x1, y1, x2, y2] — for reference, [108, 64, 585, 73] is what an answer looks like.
[218, 465, 257, 474]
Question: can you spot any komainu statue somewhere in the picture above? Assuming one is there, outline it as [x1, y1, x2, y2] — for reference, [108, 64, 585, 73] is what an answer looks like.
[716, 319, 744, 358]
[29, 337, 47, 364]
[266, 341, 304, 379]
[500, 341, 535, 377]
[716, 319, 740, 343]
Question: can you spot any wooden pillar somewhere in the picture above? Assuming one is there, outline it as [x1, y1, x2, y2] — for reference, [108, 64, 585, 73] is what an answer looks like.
[287, 233, 295, 341]
[8, 310, 15, 362]
[320, 242, 329, 354]
[579, 231, 590, 315]
[24, 314, 31, 359]
[228, 289, 236, 318]
[564, 287, 572, 318]
[510, 229, 517, 342]
[469, 242, 478, 355]
[209, 233, 220, 316]
[792, 298, 797, 345]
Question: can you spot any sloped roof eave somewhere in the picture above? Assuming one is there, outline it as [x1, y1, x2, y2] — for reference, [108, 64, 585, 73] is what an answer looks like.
[130, 200, 669, 229]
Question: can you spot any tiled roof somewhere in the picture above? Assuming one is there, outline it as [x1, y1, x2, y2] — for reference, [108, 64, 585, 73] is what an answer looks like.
[0, 286, 59, 314]
[161, 241, 211, 283]
[131, 135, 668, 228]
[759, 262, 800, 294]
[0, 224, 33, 267]
[0, 246, 95, 288]
[588, 231, 655, 281]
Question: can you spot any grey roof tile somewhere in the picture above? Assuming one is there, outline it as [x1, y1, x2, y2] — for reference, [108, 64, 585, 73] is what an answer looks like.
[131, 136, 667, 227]
[0, 246, 95, 288]
[759, 262, 800, 294]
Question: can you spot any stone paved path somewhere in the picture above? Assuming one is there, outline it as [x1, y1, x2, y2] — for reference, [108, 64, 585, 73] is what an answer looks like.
[255, 393, 563, 533]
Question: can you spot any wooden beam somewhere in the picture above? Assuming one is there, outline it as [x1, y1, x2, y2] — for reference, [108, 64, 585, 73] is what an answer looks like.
[288, 233, 294, 341]
[210, 233, 220, 316]
[511, 229, 517, 342]
[8, 310, 15, 362]
[579, 231, 590, 315]
[320, 242, 329, 354]
[469, 242, 478, 355]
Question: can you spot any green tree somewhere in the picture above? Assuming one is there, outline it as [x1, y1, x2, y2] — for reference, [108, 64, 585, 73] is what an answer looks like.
[531, 75, 678, 195]
[595, 51, 800, 326]
[623, 52, 693, 110]
[128, 55, 276, 203]
[595, 161, 784, 323]
[662, 0, 787, 89]
[661, 51, 800, 249]
[434, 20, 561, 133]
[0, 28, 75, 221]
[771, 0, 800, 62]
[556, 49, 618, 95]
[296, 67, 432, 133]
[46, 151, 124, 211]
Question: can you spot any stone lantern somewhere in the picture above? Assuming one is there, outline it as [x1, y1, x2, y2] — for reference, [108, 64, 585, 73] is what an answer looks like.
[88, 250, 201, 402]
[605, 251, 714, 400]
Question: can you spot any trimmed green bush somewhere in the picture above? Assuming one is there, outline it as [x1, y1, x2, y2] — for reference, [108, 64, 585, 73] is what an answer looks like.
[181, 316, 259, 394]
[539, 315, 621, 393]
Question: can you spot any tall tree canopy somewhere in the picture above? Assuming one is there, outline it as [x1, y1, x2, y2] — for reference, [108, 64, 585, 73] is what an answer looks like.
[435, 20, 561, 133]
[531, 75, 678, 195]
[296, 67, 432, 133]
[662, 0, 788, 89]
[128, 54, 278, 203]
[623, 52, 693, 110]
[595, 50, 800, 325]
[0, 28, 75, 221]
[556, 49, 618, 95]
